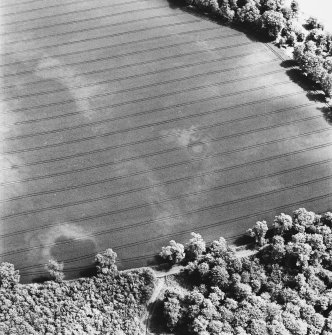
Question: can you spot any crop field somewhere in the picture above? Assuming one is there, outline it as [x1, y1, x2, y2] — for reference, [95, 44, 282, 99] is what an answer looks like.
[0, 0, 331, 282]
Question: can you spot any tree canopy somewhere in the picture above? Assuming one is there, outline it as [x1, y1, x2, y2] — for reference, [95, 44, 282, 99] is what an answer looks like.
[0, 249, 155, 334]
[160, 208, 332, 335]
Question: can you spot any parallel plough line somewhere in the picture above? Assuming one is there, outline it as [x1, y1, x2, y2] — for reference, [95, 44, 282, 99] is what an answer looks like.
[2, 29, 256, 91]
[1, 42, 263, 104]
[3, 49, 268, 123]
[1, 24, 223, 72]
[2, 157, 331, 220]
[1, 33, 247, 79]
[2, 84, 303, 146]
[0, 0, 144, 11]
[2, 138, 331, 226]
[3, 62, 281, 136]
[2, 78, 290, 137]
[0, 104, 324, 185]
[2, 8, 197, 49]
[0, 14, 202, 58]
[1, 131, 331, 223]
[0, 0, 165, 26]
[18, 191, 332, 272]
[5, 64, 290, 124]
[1, 102, 323, 176]
[2, 175, 331, 258]
[1, 128, 328, 197]
[0, 96, 317, 185]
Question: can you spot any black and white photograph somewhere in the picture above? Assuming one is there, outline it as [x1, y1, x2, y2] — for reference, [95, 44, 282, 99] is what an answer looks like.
[0, 0, 331, 333]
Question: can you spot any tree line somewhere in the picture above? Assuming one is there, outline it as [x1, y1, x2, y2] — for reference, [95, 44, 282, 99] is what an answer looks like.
[0, 249, 155, 334]
[174, 0, 332, 99]
[160, 208, 332, 335]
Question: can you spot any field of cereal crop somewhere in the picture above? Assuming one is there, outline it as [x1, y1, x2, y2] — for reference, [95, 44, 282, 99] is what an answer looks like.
[0, 0, 331, 282]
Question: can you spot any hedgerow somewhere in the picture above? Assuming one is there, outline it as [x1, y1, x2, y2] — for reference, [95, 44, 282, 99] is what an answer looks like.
[181, 0, 298, 39]
[293, 30, 332, 97]
[160, 208, 332, 335]
[175, 0, 332, 100]
[0, 249, 155, 335]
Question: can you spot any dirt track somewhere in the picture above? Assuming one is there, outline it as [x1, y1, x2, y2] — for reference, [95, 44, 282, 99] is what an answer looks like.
[0, 0, 331, 282]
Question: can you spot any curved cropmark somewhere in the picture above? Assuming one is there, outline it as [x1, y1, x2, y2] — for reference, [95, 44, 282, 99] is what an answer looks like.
[35, 56, 99, 121]
[26, 222, 97, 268]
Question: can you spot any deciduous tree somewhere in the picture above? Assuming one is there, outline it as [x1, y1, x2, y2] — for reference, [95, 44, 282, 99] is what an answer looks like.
[159, 240, 185, 264]
[274, 213, 293, 236]
[0, 262, 20, 288]
[247, 220, 268, 246]
[261, 10, 285, 39]
[95, 248, 118, 277]
[186, 233, 206, 261]
[45, 259, 64, 283]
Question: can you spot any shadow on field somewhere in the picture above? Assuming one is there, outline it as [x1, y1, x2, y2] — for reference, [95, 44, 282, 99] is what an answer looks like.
[282, 64, 332, 122]
[148, 255, 163, 267]
[279, 59, 297, 68]
[30, 265, 98, 283]
[166, 0, 187, 9]
[166, 0, 273, 45]
[233, 234, 254, 246]
[320, 106, 332, 125]
[32, 275, 50, 284]
[166, 0, 332, 127]
[79, 265, 97, 278]
[280, 62, 326, 101]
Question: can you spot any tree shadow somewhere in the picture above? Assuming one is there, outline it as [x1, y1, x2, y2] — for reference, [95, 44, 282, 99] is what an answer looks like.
[165, 0, 273, 44]
[282, 64, 332, 123]
[283, 67, 321, 93]
[280, 59, 297, 68]
[274, 58, 330, 108]
[147, 300, 169, 334]
[32, 275, 50, 284]
[284, 68, 329, 105]
[147, 254, 174, 271]
[79, 265, 97, 278]
[320, 106, 332, 125]
[166, 0, 187, 9]
[147, 254, 161, 266]
[233, 234, 253, 246]
[165, 0, 332, 126]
